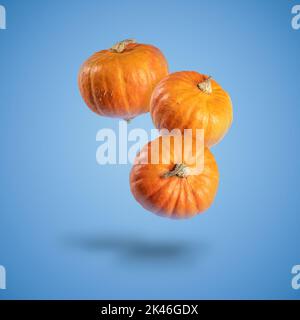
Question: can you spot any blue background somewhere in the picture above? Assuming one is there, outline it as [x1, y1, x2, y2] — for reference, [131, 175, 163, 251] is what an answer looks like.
[0, 0, 300, 299]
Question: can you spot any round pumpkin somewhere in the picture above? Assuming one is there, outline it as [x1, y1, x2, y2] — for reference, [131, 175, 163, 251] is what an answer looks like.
[130, 135, 219, 218]
[78, 39, 169, 121]
[150, 71, 233, 147]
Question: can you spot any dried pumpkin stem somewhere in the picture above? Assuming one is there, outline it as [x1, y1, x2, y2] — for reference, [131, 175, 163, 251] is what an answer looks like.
[163, 164, 188, 178]
[197, 76, 212, 94]
[124, 118, 133, 123]
[110, 39, 137, 53]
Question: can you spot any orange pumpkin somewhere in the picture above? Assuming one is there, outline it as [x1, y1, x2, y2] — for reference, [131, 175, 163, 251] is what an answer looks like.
[78, 39, 169, 121]
[130, 135, 219, 218]
[150, 71, 233, 147]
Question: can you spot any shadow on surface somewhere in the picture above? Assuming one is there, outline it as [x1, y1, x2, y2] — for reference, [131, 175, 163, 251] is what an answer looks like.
[63, 233, 209, 263]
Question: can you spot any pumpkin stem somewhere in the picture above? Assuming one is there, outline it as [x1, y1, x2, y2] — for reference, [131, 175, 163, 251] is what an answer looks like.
[163, 164, 189, 178]
[124, 118, 133, 123]
[110, 39, 137, 53]
[198, 76, 212, 94]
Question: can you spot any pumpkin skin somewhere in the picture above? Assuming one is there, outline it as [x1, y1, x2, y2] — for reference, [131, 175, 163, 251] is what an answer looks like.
[78, 39, 169, 120]
[150, 71, 233, 147]
[130, 136, 219, 219]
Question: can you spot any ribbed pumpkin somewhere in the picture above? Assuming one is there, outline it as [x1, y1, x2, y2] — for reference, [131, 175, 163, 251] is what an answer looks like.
[150, 71, 233, 147]
[78, 39, 169, 121]
[130, 135, 219, 218]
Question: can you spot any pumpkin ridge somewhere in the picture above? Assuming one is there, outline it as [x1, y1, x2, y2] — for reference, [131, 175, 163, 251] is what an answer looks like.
[90, 57, 105, 115]
[200, 79, 217, 144]
[87, 59, 99, 114]
[131, 164, 167, 183]
[168, 179, 183, 216]
[189, 170, 218, 199]
[104, 58, 119, 116]
[189, 175, 213, 202]
[185, 177, 201, 213]
[207, 96, 232, 144]
[204, 98, 212, 145]
[173, 180, 186, 218]
[169, 179, 184, 217]
[153, 179, 179, 216]
[115, 57, 131, 118]
[80, 57, 100, 114]
[165, 90, 197, 131]
[185, 93, 207, 134]
[176, 179, 190, 217]
[138, 173, 173, 200]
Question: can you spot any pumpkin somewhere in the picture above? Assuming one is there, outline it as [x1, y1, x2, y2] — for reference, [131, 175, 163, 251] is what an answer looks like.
[130, 135, 219, 218]
[150, 71, 233, 147]
[78, 39, 169, 121]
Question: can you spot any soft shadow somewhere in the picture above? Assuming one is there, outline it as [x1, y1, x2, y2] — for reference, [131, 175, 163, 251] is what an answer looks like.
[63, 233, 210, 263]
[65, 235, 135, 252]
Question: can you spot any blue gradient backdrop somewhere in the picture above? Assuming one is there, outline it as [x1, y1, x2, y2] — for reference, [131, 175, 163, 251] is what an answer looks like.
[0, 0, 300, 299]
